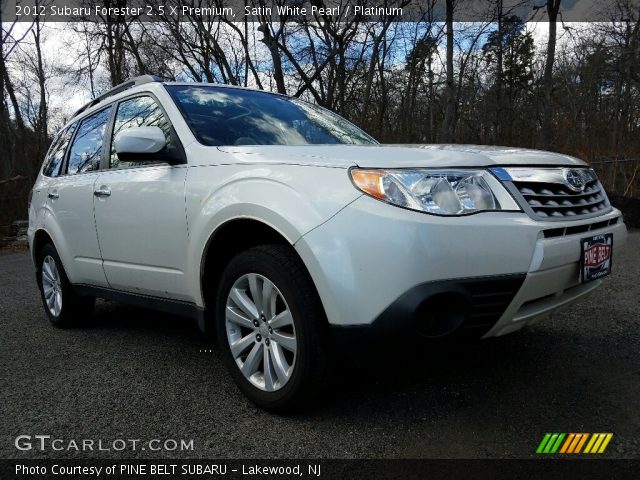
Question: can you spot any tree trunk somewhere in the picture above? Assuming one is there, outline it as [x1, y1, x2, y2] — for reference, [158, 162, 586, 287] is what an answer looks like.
[0, 8, 11, 179]
[258, 23, 286, 94]
[494, 0, 504, 143]
[542, 0, 561, 148]
[33, 17, 48, 168]
[439, 0, 456, 143]
[361, 21, 393, 124]
[123, 21, 146, 75]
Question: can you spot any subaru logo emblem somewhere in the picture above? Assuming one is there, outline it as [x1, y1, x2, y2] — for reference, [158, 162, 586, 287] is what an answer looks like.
[563, 169, 586, 192]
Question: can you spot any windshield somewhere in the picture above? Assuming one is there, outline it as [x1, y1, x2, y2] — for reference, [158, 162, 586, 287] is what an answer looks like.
[165, 85, 377, 147]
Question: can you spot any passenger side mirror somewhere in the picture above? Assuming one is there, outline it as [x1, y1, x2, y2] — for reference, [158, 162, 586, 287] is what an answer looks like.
[114, 126, 167, 158]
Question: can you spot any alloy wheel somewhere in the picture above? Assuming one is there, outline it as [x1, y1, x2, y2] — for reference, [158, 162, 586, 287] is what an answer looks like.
[42, 255, 62, 317]
[225, 273, 297, 392]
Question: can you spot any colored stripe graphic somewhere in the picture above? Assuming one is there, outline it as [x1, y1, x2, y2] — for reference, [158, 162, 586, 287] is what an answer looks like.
[536, 433, 565, 453]
[584, 433, 614, 454]
[573, 433, 589, 453]
[550, 433, 565, 453]
[543, 433, 559, 453]
[584, 434, 599, 453]
[538, 433, 613, 454]
[597, 433, 614, 453]
[560, 433, 576, 453]
[536, 433, 552, 453]
[564, 433, 588, 454]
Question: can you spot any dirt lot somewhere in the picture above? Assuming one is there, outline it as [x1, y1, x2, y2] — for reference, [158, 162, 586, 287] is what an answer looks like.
[1, 231, 639, 459]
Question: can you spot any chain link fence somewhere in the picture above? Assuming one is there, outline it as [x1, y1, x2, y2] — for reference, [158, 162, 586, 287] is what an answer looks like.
[591, 158, 640, 198]
[589, 158, 640, 227]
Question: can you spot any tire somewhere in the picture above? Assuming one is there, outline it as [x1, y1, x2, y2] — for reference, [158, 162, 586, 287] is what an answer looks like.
[36, 243, 94, 328]
[215, 244, 334, 412]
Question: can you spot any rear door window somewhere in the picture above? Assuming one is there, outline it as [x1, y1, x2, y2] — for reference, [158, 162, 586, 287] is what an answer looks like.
[67, 107, 112, 174]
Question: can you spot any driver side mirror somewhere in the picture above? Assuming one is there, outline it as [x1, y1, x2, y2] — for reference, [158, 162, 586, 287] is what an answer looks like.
[114, 126, 167, 161]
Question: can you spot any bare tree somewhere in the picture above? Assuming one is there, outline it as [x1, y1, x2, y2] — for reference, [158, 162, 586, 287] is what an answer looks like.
[440, 0, 456, 142]
[1, 8, 34, 178]
[541, 0, 562, 147]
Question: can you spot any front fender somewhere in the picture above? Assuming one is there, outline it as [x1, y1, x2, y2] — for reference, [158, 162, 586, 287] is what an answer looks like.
[184, 164, 360, 307]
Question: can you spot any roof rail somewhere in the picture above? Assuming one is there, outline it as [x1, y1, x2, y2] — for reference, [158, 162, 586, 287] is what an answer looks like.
[71, 75, 164, 119]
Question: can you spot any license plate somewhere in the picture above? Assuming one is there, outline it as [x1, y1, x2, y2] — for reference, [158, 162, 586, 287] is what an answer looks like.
[580, 233, 613, 283]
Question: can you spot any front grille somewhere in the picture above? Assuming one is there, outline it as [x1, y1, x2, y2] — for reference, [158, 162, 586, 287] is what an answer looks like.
[497, 167, 612, 221]
[514, 180, 608, 218]
[543, 216, 621, 238]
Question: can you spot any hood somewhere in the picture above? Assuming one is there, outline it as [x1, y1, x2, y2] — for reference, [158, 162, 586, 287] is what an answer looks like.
[216, 144, 588, 169]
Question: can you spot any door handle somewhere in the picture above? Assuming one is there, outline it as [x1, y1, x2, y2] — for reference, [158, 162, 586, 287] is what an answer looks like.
[48, 191, 59, 199]
[94, 188, 111, 197]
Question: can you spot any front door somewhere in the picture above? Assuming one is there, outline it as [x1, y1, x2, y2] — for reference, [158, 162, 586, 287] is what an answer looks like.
[93, 94, 190, 301]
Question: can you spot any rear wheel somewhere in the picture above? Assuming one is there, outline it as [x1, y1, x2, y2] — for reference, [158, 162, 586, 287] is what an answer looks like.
[37, 243, 94, 327]
[215, 245, 334, 412]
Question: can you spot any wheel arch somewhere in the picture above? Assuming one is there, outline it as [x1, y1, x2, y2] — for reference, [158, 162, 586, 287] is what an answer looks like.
[199, 217, 324, 332]
[32, 229, 55, 266]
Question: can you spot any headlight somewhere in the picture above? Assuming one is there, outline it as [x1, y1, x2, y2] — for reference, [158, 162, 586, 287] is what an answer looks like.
[350, 168, 516, 215]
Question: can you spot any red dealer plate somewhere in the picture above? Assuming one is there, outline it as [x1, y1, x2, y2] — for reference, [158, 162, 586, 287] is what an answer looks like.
[580, 233, 613, 283]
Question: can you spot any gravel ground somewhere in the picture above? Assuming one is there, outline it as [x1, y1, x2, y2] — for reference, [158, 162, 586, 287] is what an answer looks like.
[1, 232, 639, 460]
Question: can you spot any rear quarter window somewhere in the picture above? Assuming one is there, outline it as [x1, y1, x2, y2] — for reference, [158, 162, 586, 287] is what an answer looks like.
[42, 124, 76, 177]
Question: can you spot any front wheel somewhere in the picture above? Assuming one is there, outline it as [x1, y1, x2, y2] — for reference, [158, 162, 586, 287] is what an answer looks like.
[37, 243, 94, 327]
[215, 245, 334, 412]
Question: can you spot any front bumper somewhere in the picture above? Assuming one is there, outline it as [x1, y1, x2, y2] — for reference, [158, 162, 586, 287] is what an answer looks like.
[294, 195, 627, 341]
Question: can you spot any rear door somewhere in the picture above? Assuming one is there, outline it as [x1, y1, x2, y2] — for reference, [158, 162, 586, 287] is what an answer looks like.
[45, 107, 112, 286]
[93, 94, 190, 301]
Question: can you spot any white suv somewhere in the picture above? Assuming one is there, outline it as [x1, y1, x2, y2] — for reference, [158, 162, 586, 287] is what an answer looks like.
[29, 76, 627, 410]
